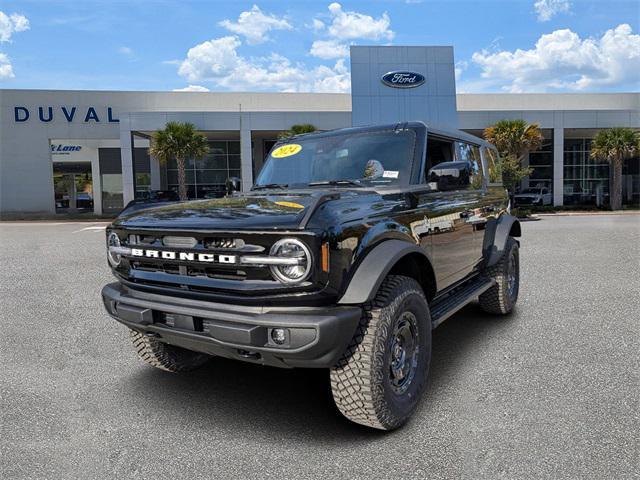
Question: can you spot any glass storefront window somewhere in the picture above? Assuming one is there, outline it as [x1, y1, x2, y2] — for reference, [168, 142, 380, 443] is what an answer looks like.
[166, 140, 241, 199]
[527, 134, 553, 192]
[98, 148, 125, 212]
[228, 155, 241, 169]
[102, 173, 123, 212]
[53, 163, 94, 213]
[136, 173, 151, 193]
[563, 137, 609, 206]
[167, 169, 196, 185]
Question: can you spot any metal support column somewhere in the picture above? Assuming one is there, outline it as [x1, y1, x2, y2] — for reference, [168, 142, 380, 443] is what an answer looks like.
[120, 123, 136, 205]
[91, 149, 103, 215]
[553, 127, 564, 206]
[240, 124, 253, 192]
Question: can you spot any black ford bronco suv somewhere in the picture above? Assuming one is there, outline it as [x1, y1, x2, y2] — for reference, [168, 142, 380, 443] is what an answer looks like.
[102, 122, 521, 430]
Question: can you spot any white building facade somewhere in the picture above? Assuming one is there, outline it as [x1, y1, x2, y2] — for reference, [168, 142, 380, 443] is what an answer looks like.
[1, 46, 638, 216]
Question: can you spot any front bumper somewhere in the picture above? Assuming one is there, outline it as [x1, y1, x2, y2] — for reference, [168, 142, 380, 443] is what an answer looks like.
[101, 282, 361, 369]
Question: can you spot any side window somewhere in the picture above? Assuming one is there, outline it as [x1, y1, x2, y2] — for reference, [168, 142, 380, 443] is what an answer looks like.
[483, 147, 502, 185]
[454, 142, 483, 189]
[426, 137, 471, 191]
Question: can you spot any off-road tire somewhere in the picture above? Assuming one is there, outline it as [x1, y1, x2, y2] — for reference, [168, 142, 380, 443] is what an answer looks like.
[479, 236, 519, 314]
[330, 275, 431, 430]
[129, 330, 211, 372]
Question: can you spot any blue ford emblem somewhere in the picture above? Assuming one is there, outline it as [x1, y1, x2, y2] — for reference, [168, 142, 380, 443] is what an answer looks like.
[381, 71, 426, 89]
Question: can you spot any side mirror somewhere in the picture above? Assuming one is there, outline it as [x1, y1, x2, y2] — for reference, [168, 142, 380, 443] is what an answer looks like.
[225, 177, 241, 196]
[427, 161, 470, 191]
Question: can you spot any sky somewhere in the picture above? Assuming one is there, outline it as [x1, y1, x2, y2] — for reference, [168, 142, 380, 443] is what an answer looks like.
[0, 0, 638, 93]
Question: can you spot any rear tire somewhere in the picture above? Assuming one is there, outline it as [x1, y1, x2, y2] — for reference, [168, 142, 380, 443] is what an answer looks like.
[330, 275, 431, 430]
[479, 236, 519, 314]
[129, 330, 211, 372]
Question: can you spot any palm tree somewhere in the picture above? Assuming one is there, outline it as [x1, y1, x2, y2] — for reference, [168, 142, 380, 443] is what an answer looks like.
[149, 122, 209, 201]
[484, 119, 544, 161]
[484, 119, 543, 193]
[278, 123, 317, 140]
[590, 128, 640, 210]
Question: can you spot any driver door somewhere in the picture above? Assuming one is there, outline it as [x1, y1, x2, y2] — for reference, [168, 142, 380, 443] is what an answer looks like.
[417, 137, 484, 289]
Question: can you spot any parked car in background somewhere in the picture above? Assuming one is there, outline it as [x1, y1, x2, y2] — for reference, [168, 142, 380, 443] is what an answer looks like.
[514, 187, 552, 206]
[76, 192, 94, 209]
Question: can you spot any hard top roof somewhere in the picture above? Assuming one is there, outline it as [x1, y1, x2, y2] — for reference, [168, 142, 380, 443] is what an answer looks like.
[282, 121, 496, 149]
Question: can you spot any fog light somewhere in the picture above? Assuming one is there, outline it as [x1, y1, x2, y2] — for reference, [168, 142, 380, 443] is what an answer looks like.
[271, 328, 288, 345]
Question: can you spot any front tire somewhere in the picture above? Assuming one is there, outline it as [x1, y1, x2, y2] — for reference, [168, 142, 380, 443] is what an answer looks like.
[129, 330, 211, 372]
[330, 275, 432, 430]
[479, 236, 519, 314]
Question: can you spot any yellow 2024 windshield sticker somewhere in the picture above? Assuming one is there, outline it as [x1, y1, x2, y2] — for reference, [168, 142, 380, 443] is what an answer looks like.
[271, 144, 302, 158]
[275, 201, 305, 209]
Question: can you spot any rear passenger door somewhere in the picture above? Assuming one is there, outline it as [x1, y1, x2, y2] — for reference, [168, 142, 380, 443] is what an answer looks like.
[452, 141, 488, 267]
[416, 136, 485, 289]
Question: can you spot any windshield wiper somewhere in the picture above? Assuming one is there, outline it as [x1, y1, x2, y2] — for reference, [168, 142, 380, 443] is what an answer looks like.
[252, 183, 289, 190]
[307, 179, 362, 187]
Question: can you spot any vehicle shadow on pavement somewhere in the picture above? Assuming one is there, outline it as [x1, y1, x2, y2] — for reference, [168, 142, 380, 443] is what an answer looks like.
[123, 302, 512, 440]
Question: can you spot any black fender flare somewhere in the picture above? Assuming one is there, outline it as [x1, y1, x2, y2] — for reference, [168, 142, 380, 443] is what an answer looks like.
[483, 214, 521, 267]
[337, 240, 429, 305]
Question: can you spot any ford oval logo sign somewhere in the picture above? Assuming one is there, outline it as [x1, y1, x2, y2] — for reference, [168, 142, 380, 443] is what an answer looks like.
[381, 71, 426, 89]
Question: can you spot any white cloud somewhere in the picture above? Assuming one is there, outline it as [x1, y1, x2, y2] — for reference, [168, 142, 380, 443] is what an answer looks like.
[471, 24, 640, 92]
[118, 46, 134, 56]
[310, 58, 351, 93]
[0, 11, 29, 42]
[178, 36, 242, 82]
[219, 5, 292, 45]
[534, 0, 570, 22]
[311, 18, 325, 32]
[310, 39, 349, 59]
[325, 3, 394, 41]
[177, 35, 350, 93]
[308, 3, 394, 59]
[0, 52, 14, 79]
[173, 85, 210, 92]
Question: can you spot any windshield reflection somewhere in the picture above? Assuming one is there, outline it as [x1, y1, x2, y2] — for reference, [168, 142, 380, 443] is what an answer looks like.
[255, 130, 416, 189]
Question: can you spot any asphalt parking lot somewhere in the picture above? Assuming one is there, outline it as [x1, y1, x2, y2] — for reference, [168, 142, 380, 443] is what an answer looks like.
[1, 215, 638, 479]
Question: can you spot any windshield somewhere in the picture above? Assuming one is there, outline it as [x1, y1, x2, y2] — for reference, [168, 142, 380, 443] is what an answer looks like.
[255, 129, 416, 188]
[521, 188, 541, 194]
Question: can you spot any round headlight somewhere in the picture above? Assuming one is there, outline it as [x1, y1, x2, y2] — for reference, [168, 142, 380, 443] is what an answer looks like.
[269, 238, 312, 284]
[107, 232, 122, 267]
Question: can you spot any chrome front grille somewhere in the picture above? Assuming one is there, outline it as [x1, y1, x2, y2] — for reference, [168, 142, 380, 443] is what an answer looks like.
[110, 230, 317, 294]
[206, 238, 243, 249]
[130, 260, 248, 281]
[127, 235, 262, 252]
[121, 234, 269, 284]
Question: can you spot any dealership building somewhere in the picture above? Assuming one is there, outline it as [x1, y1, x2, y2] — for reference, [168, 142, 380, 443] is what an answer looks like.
[1, 45, 638, 216]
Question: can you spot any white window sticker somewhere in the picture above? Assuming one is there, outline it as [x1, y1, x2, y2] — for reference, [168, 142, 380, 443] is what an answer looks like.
[382, 170, 399, 179]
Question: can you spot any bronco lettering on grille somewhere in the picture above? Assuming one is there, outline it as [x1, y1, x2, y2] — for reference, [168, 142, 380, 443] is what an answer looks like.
[130, 248, 236, 264]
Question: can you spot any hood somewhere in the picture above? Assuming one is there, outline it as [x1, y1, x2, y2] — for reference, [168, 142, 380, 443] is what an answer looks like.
[113, 193, 321, 230]
[114, 192, 342, 230]
[112, 190, 401, 231]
